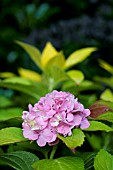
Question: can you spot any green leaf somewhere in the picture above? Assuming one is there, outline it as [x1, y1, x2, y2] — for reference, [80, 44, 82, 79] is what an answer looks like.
[77, 80, 101, 91]
[14, 141, 51, 159]
[45, 66, 69, 91]
[83, 152, 96, 170]
[77, 152, 96, 170]
[18, 68, 41, 82]
[67, 70, 84, 84]
[86, 134, 102, 150]
[94, 76, 113, 89]
[0, 79, 48, 100]
[96, 111, 113, 123]
[57, 129, 85, 149]
[12, 141, 51, 160]
[99, 59, 113, 74]
[0, 151, 39, 170]
[33, 156, 84, 170]
[78, 94, 97, 108]
[15, 40, 42, 70]
[41, 42, 58, 67]
[64, 47, 97, 69]
[84, 121, 113, 132]
[100, 89, 113, 102]
[0, 96, 13, 108]
[94, 149, 113, 170]
[0, 127, 27, 146]
[3, 77, 32, 85]
[62, 80, 101, 94]
[0, 107, 23, 122]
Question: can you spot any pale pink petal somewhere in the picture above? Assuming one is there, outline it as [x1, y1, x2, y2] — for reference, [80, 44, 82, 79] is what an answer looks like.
[28, 104, 33, 112]
[23, 126, 38, 140]
[84, 109, 90, 117]
[47, 109, 56, 117]
[37, 135, 46, 147]
[66, 113, 74, 122]
[43, 130, 57, 143]
[35, 118, 48, 130]
[57, 123, 70, 136]
[73, 114, 82, 126]
[50, 117, 59, 127]
[74, 102, 84, 112]
[22, 111, 29, 120]
[28, 114, 36, 120]
[80, 118, 90, 129]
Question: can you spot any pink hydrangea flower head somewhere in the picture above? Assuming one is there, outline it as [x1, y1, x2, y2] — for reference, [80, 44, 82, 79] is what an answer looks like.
[22, 90, 90, 147]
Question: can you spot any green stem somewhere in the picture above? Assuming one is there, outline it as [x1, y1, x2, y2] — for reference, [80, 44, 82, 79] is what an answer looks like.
[50, 145, 57, 159]
[44, 152, 48, 159]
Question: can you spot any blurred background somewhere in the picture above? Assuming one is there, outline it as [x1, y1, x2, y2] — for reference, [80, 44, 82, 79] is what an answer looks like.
[0, 0, 113, 79]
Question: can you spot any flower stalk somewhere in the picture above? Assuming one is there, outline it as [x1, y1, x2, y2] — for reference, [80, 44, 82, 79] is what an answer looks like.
[50, 145, 57, 159]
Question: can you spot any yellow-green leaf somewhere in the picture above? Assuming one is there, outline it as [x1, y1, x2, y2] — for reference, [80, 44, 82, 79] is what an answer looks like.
[57, 129, 85, 149]
[84, 121, 113, 132]
[15, 40, 41, 69]
[3, 77, 32, 85]
[0, 127, 27, 146]
[94, 76, 113, 89]
[41, 42, 58, 67]
[64, 47, 97, 69]
[45, 66, 69, 90]
[67, 70, 84, 84]
[45, 51, 65, 69]
[99, 59, 113, 74]
[18, 68, 41, 82]
[95, 111, 113, 123]
[0, 107, 23, 122]
[94, 149, 113, 170]
[0, 72, 16, 78]
[100, 89, 113, 102]
[33, 157, 84, 170]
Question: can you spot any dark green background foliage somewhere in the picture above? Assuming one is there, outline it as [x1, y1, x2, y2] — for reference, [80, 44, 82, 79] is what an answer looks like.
[0, 0, 113, 75]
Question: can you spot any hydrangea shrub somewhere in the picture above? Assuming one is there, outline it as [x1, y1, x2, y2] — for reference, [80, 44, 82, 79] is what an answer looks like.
[1, 42, 113, 169]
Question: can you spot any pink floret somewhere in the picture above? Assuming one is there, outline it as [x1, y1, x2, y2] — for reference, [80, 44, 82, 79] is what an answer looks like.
[22, 90, 90, 147]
